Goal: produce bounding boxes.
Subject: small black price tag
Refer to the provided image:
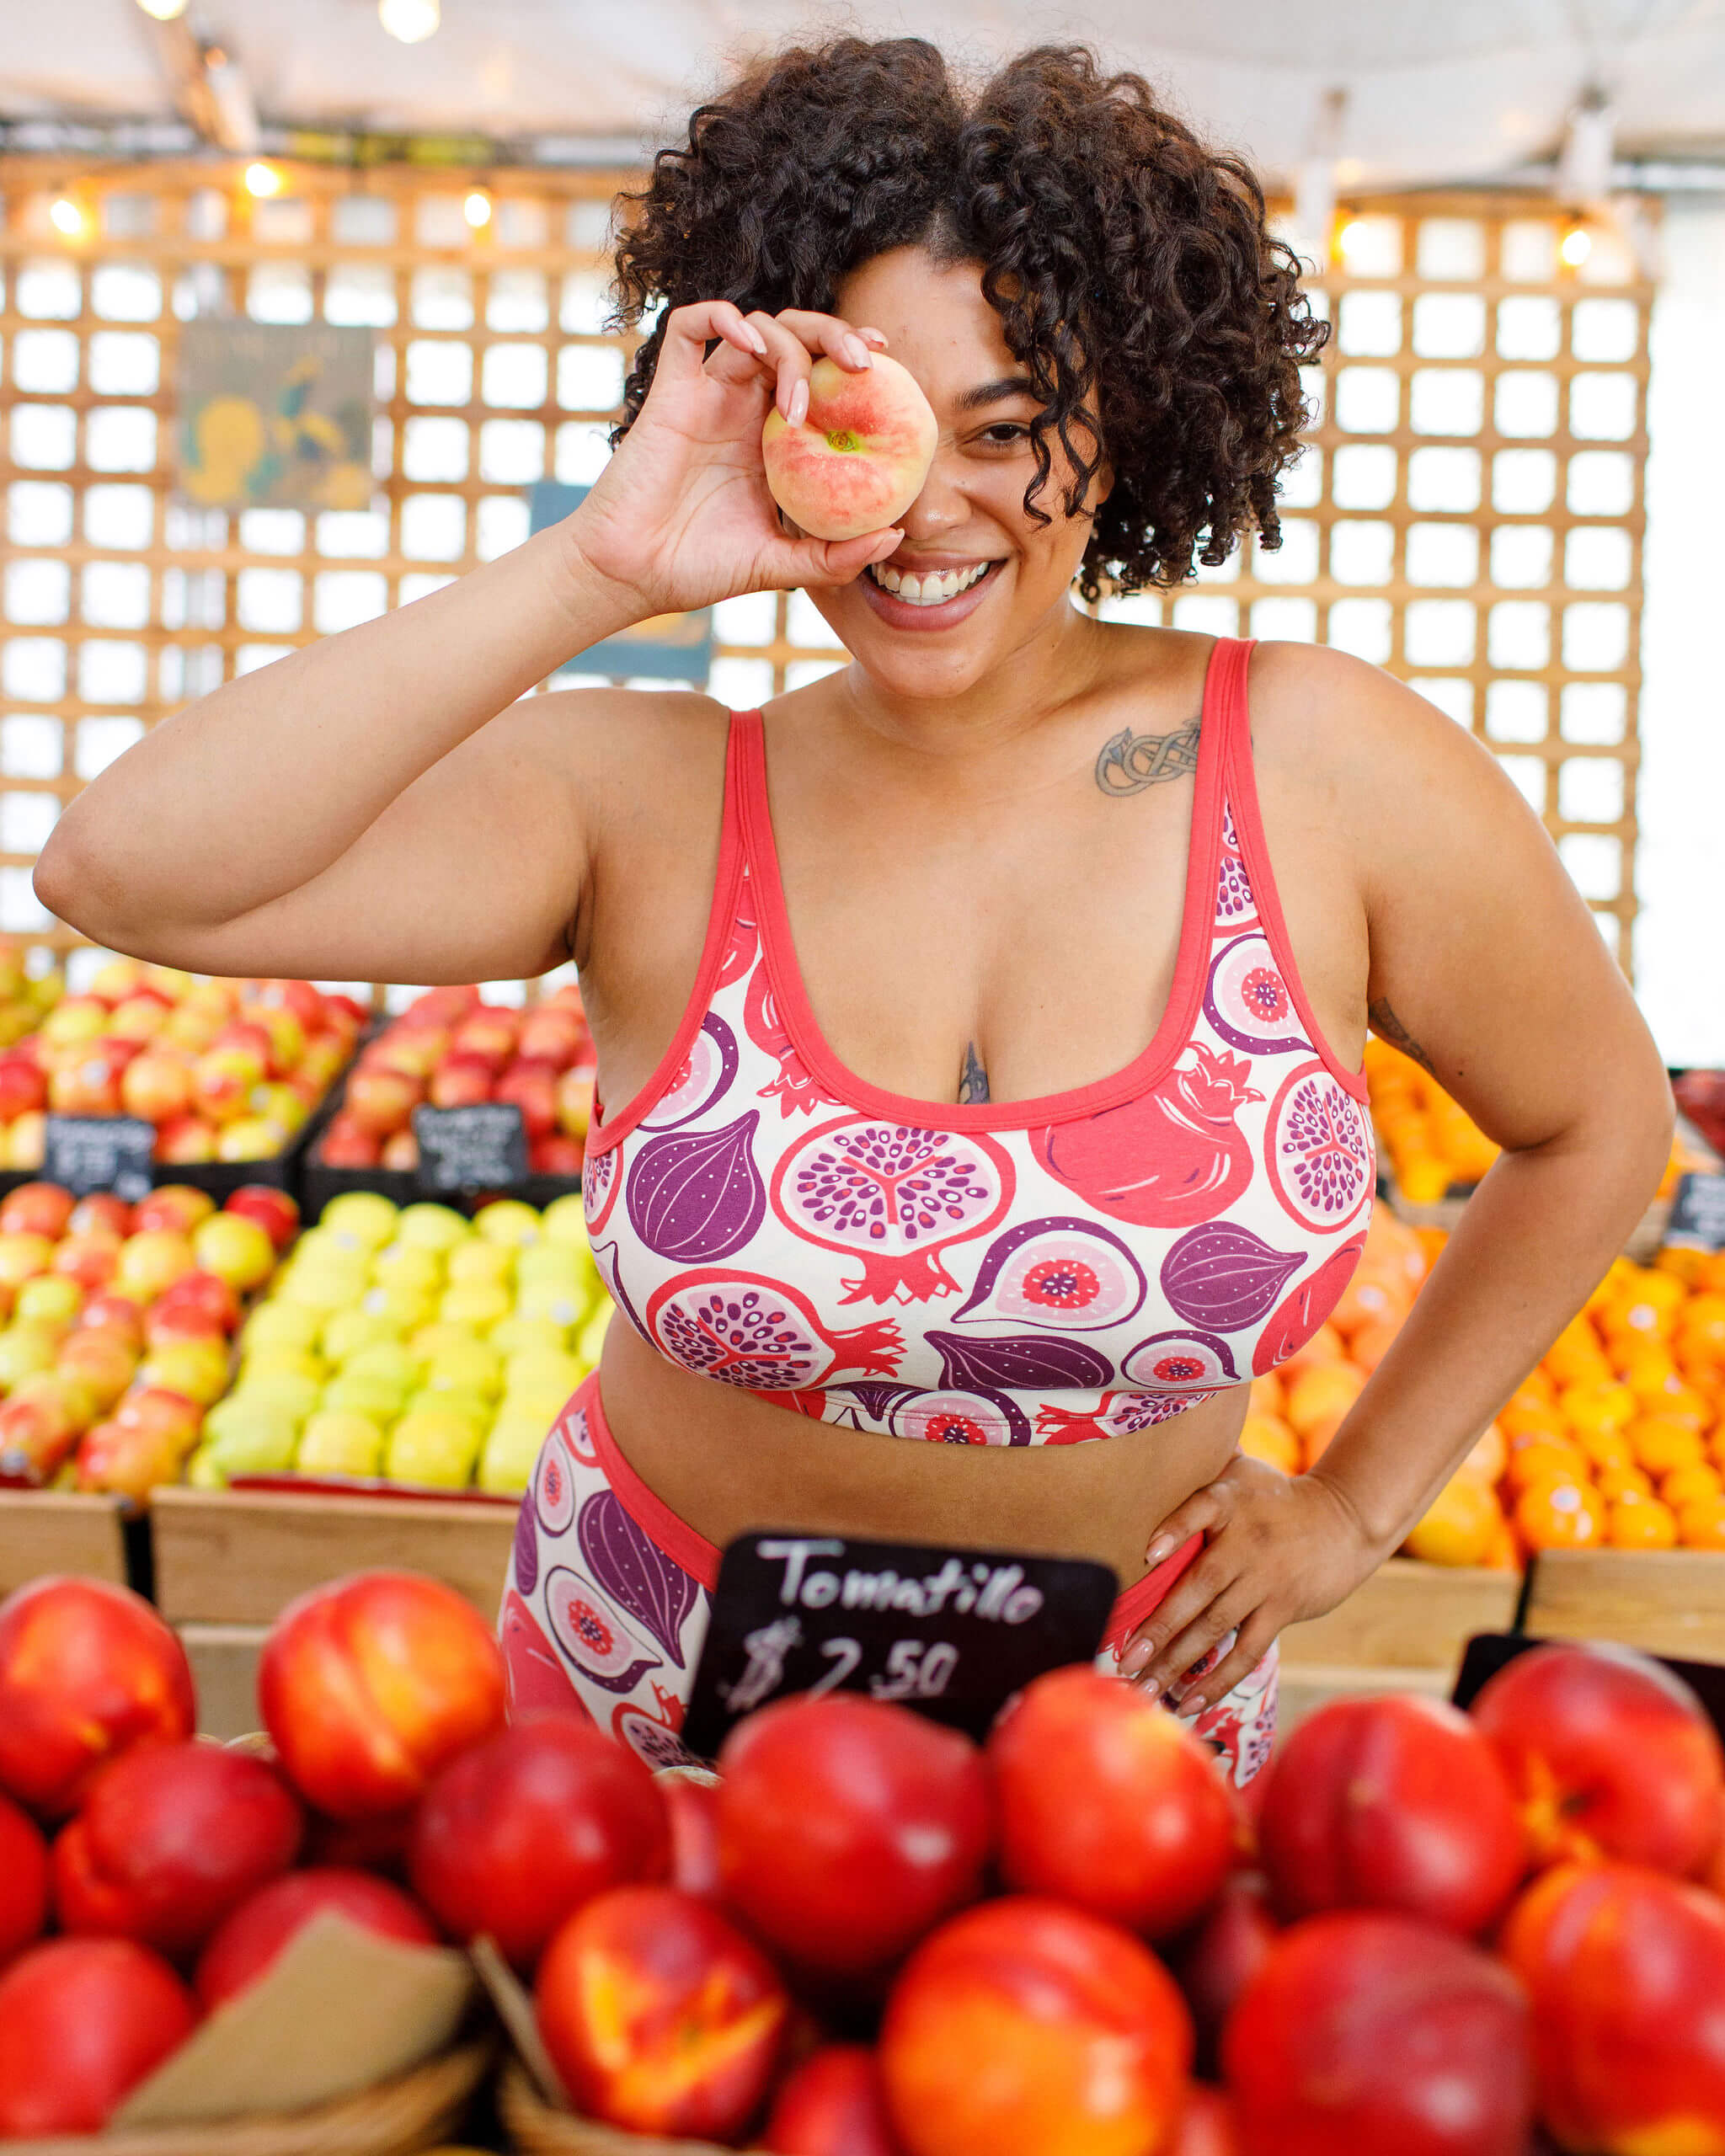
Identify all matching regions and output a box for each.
[411,1102,529,1193]
[682,1530,1119,1759]
[1666,1171,1725,1252]
[42,1115,156,1202]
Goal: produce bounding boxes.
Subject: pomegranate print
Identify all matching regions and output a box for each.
[557,1400,599,1468]
[1033,1044,1264,1231]
[950,1217,1146,1332]
[614,1684,704,1772]
[646,1270,903,1388]
[1215,802,1260,935]
[1254,1234,1368,1375]
[1036,1390,1212,1443]
[499,1588,593,1721]
[1204,932,1308,1056]
[745,961,830,1118]
[583,1141,620,1233]
[1265,1059,1374,1232]
[639,1014,740,1133]
[772,1117,1015,1305]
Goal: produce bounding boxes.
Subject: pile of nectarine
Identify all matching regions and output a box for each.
[6,1566,1725,2155]
[317,981,593,1179]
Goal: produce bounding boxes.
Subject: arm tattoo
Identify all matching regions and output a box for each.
[1094,717,1201,798]
[957,1041,991,1104]
[1368,998,1437,1077]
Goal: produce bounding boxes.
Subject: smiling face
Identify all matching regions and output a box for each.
[804,248,1109,706]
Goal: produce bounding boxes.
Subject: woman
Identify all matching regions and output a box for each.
[37,40,1672,1785]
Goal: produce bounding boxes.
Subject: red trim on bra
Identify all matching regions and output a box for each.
[1217,641,1370,1105]
[582,1374,723,1592]
[587,719,750,1155]
[738,638,1232,1131]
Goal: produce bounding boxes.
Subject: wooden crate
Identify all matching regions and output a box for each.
[151,1486,516,1626]
[1524,1550,1725,1662]
[1280,1556,1521,1671]
[179,1622,268,1741]
[0,1490,129,1593]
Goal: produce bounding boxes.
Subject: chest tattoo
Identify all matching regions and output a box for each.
[1094,716,1201,797]
[957,1040,991,1104]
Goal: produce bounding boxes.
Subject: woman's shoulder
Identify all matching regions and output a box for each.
[1246,638,1505,800]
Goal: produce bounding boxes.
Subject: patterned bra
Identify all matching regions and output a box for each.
[581,636,1375,1447]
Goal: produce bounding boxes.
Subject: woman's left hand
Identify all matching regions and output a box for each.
[1118,1459,1388,1716]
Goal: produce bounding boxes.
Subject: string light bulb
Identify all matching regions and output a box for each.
[1560,221,1592,268]
[1335,218,1368,264]
[379,0,440,42]
[135,0,190,15]
[463,189,493,229]
[243,163,283,199]
[49,197,87,238]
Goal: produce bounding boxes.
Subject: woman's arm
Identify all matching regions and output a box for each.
[1124,644,1674,1712]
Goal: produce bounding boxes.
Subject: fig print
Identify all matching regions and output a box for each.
[556,1401,599,1468]
[772,1115,1016,1305]
[543,1565,662,1695]
[577,1488,699,1666]
[533,1432,577,1535]
[638,1015,740,1133]
[888,1386,1033,1447]
[1204,932,1309,1056]
[1119,1328,1242,1389]
[512,1497,542,1597]
[1033,1044,1264,1230]
[928,1329,1114,1395]
[1160,1223,1305,1330]
[626,1111,766,1262]
[949,1216,1147,1332]
[745,960,830,1118]
[1264,1060,1375,1232]
[646,1269,904,1390]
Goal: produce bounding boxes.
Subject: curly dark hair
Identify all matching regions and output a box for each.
[610,39,1328,601]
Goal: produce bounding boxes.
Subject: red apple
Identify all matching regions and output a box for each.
[718,1694,991,1979]
[0,1577,195,1818]
[402,985,478,1030]
[190,1043,264,1123]
[223,1184,299,1253]
[244,978,326,1033]
[114,1386,204,1450]
[880,1897,1193,2156]
[74,1418,182,1504]
[50,1230,121,1294]
[536,1885,788,2140]
[86,959,150,1007]
[194,1866,439,2011]
[0,1792,48,1968]
[554,1063,595,1138]
[68,1192,132,1239]
[428,1052,495,1109]
[1471,1641,1725,1876]
[56,1328,139,1412]
[155,1113,217,1163]
[143,1300,226,1352]
[78,1292,145,1351]
[53,1740,302,1960]
[131,1186,216,1235]
[531,1133,585,1177]
[1501,1859,1725,2149]
[190,1211,275,1292]
[0,1937,197,2136]
[663,1775,722,1900]
[239,1003,304,1077]
[49,1046,126,1118]
[0,1183,74,1241]
[318,1113,382,1168]
[114,1226,198,1302]
[0,1230,52,1289]
[259,1570,508,1819]
[451,1007,519,1069]
[381,1128,419,1171]
[408,1711,671,1973]
[1172,2088,1242,2156]
[495,1059,559,1140]
[1223,1911,1534,2156]
[211,1018,274,1068]
[989,1666,1233,1939]
[345,1065,421,1137]
[120,1050,191,1124]
[1257,1693,1526,1936]
[0,1058,45,1122]
[0,1378,91,1484]
[40,994,111,1044]
[323,992,371,1035]
[766,2045,904,2156]
[1171,1871,1279,2078]
[366,1025,446,1082]
[761,353,938,541]
[518,1006,587,1067]
[154,1267,242,1333]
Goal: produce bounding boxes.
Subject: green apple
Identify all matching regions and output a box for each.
[515,1278,587,1331]
[242,1301,322,1354]
[14,1275,83,1329]
[229,1367,321,1427]
[439,1280,512,1332]
[394,1203,469,1252]
[403,1384,489,1431]
[473,1199,541,1248]
[319,1190,400,1251]
[421,1335,502,1401]
[238,1344,324,1384]
[296,1409,384,1477]
[321,1370,406,1423]
[371,1242,444,1294]
[361,1283,435,1334]
[290,1227,364,1271]
[0,1322,68,1390]
[478,1415,544,1496]
[185,1443,227,1490]
[503,1348,585,1396]
[203,1396,299,1472]
[343,1340,420,1395]
[279,1263,370,1315]
[321,1306,401,1364]
[387,1407,480,1487]
[446,1240,515,1288]
[490,1314,569,1360]
[575,1300,613,1366]
[540,1193,590,1248]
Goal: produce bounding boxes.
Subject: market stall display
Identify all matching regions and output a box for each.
[188,1189,606,1498]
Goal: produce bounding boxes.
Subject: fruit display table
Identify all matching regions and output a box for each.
[1522,1546,1725,1661]
[0,1487,128,1591]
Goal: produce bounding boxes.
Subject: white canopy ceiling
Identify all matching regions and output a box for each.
[2,0,1722,189]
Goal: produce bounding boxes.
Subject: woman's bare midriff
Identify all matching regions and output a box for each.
[595,1317,1247,1598]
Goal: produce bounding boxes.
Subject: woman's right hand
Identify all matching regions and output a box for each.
[563,299,908,622]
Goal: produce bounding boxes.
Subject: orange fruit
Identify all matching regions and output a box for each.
[1397,1155,1453,1205]
[1330,1272,1410,1341]
[1585,1259,1642,1313]
[1247,1374,1284,1420]
[1573,1428,1634,1474]
[1279,1322,1346,1377]
[1285,1361,1367,1437]
[1632,1419,1707,1476]
[1679,1295,1725,1364]
[1608,1496,1679,1550]
[1503,1438,1589,1494]
[1597,1465,1655,1503]
[1701,1254,1725,1294]
[1481,1518,1523,1572]
[1239,1412,1300,1475]
[1544,1318,1613,1388]
[1348,1318,1402,1375]
[1616,1345,1681,1401]
[1515,1477,1607,1551]
[1500,1401,1570,1446]
[1300,1412,1350,1469]
[1413,1226,1450,1269]
[1656,1247,1707,1287]
[1509,1371,1557,1409]
[1557,1380,1638,1440]
[1679,1496,1725,1550]
[1664,1463,1725,1512]
[1458,1422,1508,1486]
[1404,1476,1501,1567]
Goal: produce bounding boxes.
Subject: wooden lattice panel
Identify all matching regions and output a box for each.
[0,164,1650,992]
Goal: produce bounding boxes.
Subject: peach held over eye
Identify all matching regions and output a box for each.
[761,355,938,541]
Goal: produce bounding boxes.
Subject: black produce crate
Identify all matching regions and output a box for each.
[147,1037,364,1208]
[299,1151,583,1225]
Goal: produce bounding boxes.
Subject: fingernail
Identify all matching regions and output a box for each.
[842,334,872,369]
[789,379,809,425]
[858,328,889,347]
[1145,1535,1177,1568]
[1119,1637,1151,1677]
[1178,1696,1205,1721]
[1137,1677,1160,1703]
[746,327,768,356]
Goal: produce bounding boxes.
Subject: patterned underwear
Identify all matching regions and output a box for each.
[500,1374,1279,1790]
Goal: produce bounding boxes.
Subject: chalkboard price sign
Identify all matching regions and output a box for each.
[42,1116,156,1202]
[683,1530,1119,1758]
[412,1102,529,1193]
[1666,1171,1725,1252]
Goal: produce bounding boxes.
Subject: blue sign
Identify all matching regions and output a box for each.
[527,481,714,687]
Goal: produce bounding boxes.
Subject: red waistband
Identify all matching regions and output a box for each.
[573,1372,1203,1649]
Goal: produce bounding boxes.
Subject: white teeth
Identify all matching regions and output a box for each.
[869,561,991,605]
